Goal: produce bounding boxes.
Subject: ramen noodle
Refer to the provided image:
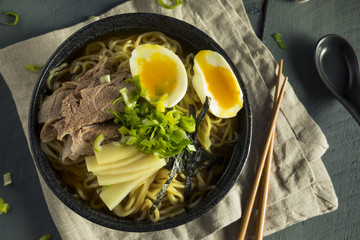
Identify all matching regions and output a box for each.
[40,32,239,222]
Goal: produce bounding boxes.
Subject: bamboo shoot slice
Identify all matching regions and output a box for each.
[100,174,151,210]
[85,152,147,172]
[95,144,139,164]
[96,159,166,186]
[93,155,162,175]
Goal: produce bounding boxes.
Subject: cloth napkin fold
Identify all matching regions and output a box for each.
[0,0,338,239]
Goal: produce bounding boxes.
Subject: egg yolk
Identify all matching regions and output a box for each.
[196,51,241,110]
[137,52,178,100]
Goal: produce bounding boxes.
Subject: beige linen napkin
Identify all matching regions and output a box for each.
[0,0,338,239]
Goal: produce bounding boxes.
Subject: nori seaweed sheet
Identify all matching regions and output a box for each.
[149,152,184,215]
[149,97,224,214]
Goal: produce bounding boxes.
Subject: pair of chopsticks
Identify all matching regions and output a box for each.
[237,59,288,240]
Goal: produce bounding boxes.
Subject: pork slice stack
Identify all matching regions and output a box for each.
[38,57,133,164]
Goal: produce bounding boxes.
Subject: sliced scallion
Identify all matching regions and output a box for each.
[3,172,12,186]
[25,65,44,73]
[38,234,52,240]
[272,33,287,49]
[165,109,182,124]
[111,76,196,158]
[99,74,110,84]
[180,115,195,133]
[1,11,19,26]
[0,197,9,214]
[157,0,183,9]
[156,101,165,113]
[119,87,136,109]
[187,144,196,151]
[133,75,147,98]
[93,134,104,152]
[118,126,129,135]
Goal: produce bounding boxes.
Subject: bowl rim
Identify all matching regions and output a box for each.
[28,12,252,232]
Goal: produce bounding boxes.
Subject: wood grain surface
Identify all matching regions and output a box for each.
[0,1,127,239]
[262,0,360,239]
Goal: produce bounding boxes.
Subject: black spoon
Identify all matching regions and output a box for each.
[315,34,360,126]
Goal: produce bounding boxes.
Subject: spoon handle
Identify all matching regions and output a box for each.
[345,82,360,125]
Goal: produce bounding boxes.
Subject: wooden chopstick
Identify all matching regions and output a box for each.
[237,60,287,240]
[254,60,284,239]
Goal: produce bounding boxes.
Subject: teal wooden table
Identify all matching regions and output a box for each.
[263,1,360,239]
[0,0,359,239]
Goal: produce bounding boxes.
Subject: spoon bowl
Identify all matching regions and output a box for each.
[315,34,360,125]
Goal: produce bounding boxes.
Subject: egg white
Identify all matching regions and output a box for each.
[192,50,243,118]
[129,44,188,109]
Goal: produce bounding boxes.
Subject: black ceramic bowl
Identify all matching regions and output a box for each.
[28,13,252,232]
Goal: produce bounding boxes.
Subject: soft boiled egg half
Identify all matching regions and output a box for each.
[192,50,243,118]
[129,44,187,110]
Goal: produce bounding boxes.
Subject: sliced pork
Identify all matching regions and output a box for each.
[38,57,111,124]
[38,89,74,124]
[61,123,122,163]
[53,77,130,140]
[38,57,133,163]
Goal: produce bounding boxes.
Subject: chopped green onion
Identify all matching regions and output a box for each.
[129,128,137,136]
[3,172,12,186]
[38,234,52,240]
[46,62,68,90]
[25,65,44,73]
[180,115,195,133]
[150,94,168,113]
[99,74,110,84]
[154,110,165,123]
[170,130,184,143]
[133,75,147,97]
[272,33,287,49]
[137,101,150,115]
[0,197,9,214]
[165,109,182,124]
[112,96,123,106]
[157,0,183,9]
[88,15,95,19]
[93,134,104,152]
[119,87,137,109]
[1,11,19,26]
[187,144,196,151]
[118,126,129,135]
[108,109,122,124]
[121,135,137,145]
[156,101,165,113]
[111,76,196,158]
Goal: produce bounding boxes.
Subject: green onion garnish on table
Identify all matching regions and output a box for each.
[0,197,10,214]
[3,172,12,186]
[25,65,44,73]
[1,11,19,26]
[38,234,52,240]
[157,0,183,9]
[272,33,287,49]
